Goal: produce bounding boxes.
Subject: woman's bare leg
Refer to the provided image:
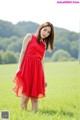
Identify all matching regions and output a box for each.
[20,94,29,110]
[31,97,38,111]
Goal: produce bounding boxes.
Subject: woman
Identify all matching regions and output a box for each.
[13,22,54,111]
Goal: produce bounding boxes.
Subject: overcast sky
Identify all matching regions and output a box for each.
[0,0,80,33]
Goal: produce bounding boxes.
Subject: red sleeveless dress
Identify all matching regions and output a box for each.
[13,34,46,98]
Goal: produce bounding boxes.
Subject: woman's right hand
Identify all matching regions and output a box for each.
[45,82,47,88]
[16,68,20,73]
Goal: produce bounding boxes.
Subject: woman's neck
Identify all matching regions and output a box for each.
[40,38,43,42]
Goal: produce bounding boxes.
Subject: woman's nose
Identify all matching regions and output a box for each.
[45,31,48,35]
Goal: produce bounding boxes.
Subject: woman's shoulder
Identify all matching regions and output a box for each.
[24,33,32,41]
[24,33,37,41]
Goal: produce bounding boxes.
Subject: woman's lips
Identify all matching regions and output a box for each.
[42,34,46,38]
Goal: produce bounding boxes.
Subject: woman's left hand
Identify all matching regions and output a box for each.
[45,82,47,87]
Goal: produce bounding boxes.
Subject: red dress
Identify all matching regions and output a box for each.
[13,34,46,98]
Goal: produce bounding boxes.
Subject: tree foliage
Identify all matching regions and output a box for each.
[51,49,71,61]
[0,20,79,64]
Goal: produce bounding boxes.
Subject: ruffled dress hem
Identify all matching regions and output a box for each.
[13,73,46,98]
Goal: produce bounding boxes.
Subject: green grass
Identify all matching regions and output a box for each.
[0,61,80,120]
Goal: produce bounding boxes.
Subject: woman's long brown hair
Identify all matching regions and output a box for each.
[36,22,54,51]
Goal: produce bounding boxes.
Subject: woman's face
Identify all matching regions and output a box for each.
[40,26,51,39]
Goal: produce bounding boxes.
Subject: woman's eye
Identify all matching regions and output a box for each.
[44,29,46,31]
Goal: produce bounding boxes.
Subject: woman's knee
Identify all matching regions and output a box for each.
[22,94,29,103]
[31,98,38,103]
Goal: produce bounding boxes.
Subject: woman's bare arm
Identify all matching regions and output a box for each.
[18,34,32,69]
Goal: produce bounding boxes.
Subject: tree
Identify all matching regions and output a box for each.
[70,41,78,58]
[7,42,22,52]
[2,51,17,64]
[0,50,4,64]
[54,38,71,52]
[51,49,71,61]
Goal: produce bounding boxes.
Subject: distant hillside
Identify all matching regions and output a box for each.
[0,20,39,37]
[0,19,79,63]
[16,21,39,35]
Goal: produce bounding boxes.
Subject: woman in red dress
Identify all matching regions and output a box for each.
[13,22,54,111]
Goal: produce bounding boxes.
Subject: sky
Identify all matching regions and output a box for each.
[0,0,80,33]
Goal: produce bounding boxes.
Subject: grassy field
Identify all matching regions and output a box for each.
[0,61,80,120]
